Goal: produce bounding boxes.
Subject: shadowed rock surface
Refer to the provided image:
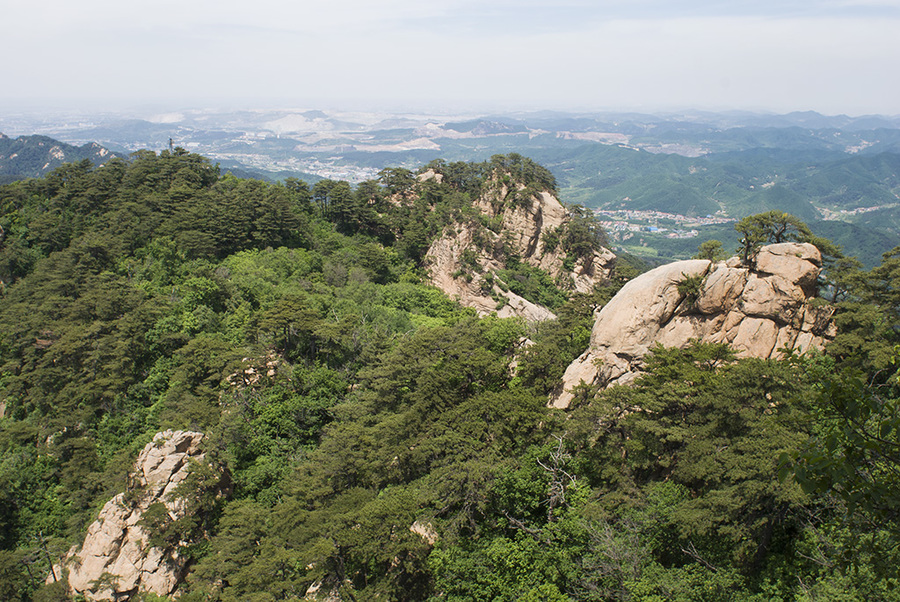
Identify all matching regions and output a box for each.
[551,242,835,409]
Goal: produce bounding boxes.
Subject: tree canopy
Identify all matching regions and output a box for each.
[0,153,898,601]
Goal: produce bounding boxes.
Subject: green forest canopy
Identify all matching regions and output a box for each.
[0,150,899,601]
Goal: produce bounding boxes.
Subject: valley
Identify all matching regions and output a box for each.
[4,107,899,265]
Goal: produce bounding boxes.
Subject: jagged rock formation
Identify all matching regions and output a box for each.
[551,243,836,409]
[51,430,227,601]
[424,180,615,322]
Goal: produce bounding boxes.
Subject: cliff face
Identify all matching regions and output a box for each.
[551,243,836,409]
[52,430,228,601]
[424,180,615,322]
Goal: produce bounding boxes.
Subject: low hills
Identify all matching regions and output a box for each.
[7,108,900,265]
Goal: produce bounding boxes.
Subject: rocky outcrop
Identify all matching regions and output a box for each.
[425,183,615,322]
[551,243,836,409]
[51,430,228,601]
[426,224,557,322]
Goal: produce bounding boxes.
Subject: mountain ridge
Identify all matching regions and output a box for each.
[0,133,122,184]
[1,149,898,600]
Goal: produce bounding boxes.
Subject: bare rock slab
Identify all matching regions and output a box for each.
[50,430,228,601]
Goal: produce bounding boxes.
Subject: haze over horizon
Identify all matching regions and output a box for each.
[3,0,899,117]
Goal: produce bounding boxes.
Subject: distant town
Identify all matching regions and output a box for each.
[595,208,734,239]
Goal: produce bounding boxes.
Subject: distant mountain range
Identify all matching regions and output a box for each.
[0,133,122,184]
[2,108,899,265]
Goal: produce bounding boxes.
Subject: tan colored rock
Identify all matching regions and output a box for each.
[739,274,805,323]
[417,169,443,183]
[425,183,614,322]
[425,226,555,320]
[495,287,557,322]
[730,317,780,358]
[305,581,343,602]
[567,247,618,294]
[51,430,228,601]
[410,520,439,546]
[551,243,835,409]
[755,242,821,293]
[695,265,747,314]
[589,260,711,353]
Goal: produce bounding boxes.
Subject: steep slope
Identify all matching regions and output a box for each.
[551,242,835,408]
[51,431,229,601]
[424,174,615,322]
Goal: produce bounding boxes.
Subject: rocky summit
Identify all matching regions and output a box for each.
[425,177,615,322]
[551,242,836,409]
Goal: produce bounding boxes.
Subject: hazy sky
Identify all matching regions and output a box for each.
[3,0,899,115]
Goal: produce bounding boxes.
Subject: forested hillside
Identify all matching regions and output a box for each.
[532,145,900,266]
[1,150,899,601]
[0,135,122,186]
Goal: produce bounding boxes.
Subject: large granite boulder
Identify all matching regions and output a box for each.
[51,430,228,600]
[551,243,836,409]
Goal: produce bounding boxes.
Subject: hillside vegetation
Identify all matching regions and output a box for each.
[0,135,123,186]
[0,151,899,601]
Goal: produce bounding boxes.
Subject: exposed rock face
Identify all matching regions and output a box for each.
[426,225,557,323]
[417,169,444,184]
[425,184,615,322]
[551,243,836,409]
[410,520,439,546]
[52,430,226,601]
